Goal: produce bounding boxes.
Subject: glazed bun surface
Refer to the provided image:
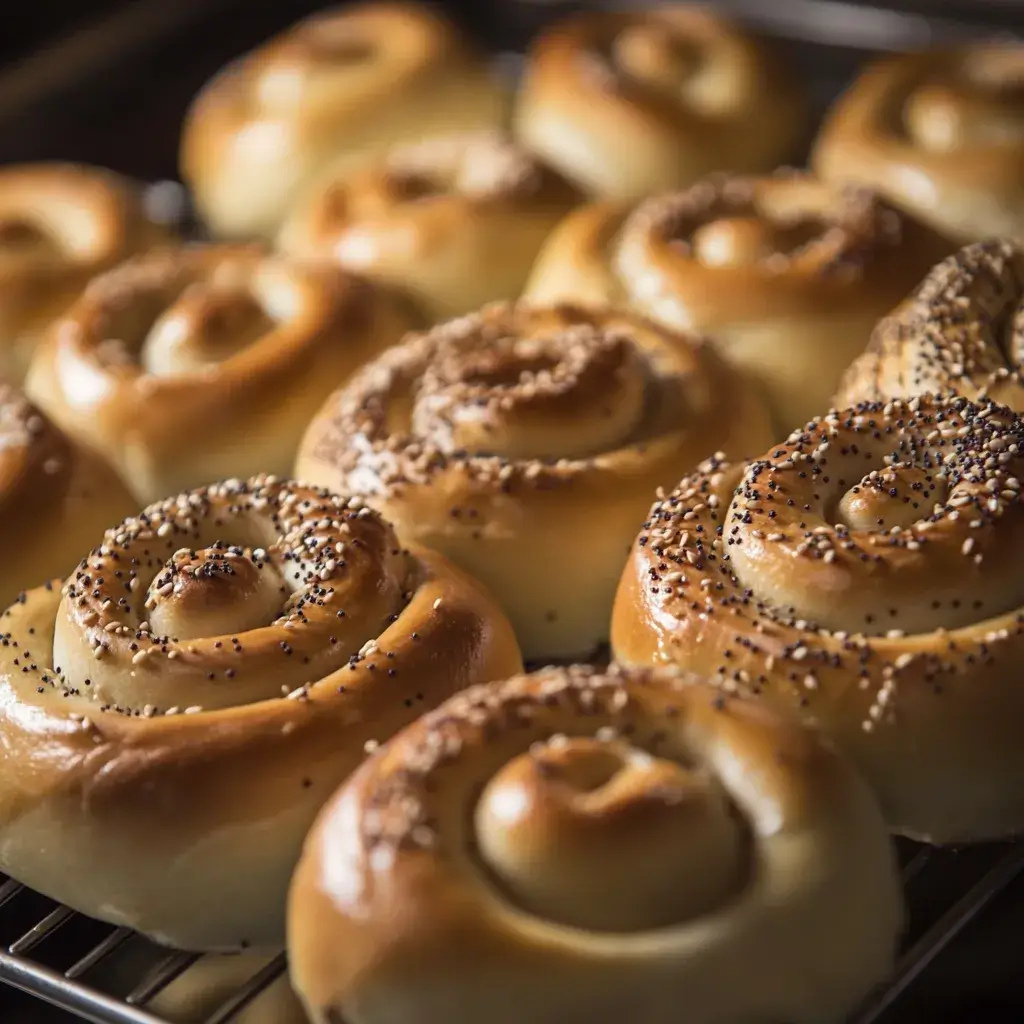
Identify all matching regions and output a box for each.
[0,383,135,608]
[182,1,507,239]
[0,163,168,382]
[289,664,902,1024]
[278,131,582,322]
[813,44,1024,243]
[838,240,1024,412]
[613,394,1024,843]
[0,477,521,950]
[25,244,414,503]
[296,302,773,661]
[525,173,953,430]
[514,7,808,200]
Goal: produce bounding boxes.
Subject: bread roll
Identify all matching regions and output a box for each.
[288,664,902,1024]
[613,394,1024,843]
[513,7,808,201]
[813,44,1024,243]
[838,240,1024,411]
[524,172,954,430]
[0,384,135,607]
[296,302,773,661]
[278,131,582,322]
[25,244,414,503]
[182,2,507,239]
[0,477,521,950]
[0,163,168,383]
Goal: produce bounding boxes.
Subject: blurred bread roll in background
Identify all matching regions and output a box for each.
[181,2,508,239]
[0,163,169,383]
[814,44,1024,243]
[278,131,582,322]
[25,244,414,503]
[514,6,809,200]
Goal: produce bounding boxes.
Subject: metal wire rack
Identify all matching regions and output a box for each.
[0,836,1022,1023]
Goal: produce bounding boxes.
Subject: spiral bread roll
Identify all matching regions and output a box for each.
[513,7,808,201]
[837,240,1024,412]
[0,163,169,383]
[181,2,507,240]
[526,173,954,430]
[296,303,773,661]
[288,663,901,1024]
[24,244,414,504]
[0,476,521,950]
[0,384,135,608]
[813,45,1024,244]
[612,394,1024,844]
[278,131,583,322]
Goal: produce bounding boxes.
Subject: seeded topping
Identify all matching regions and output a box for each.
[6,476,420,717]
[617,173,903,280]
[382,132,543,201]
[307,303,694,493]
[0,385,73,503]
[839,241,1024,409]
[629,394,1024,735]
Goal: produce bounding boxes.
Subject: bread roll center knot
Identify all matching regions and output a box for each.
[145,545,287,642]
[412,325,647,460]
[475,734,745,932]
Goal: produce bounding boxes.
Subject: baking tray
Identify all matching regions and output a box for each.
[1,1,1024,1022]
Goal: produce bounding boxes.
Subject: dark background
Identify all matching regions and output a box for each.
[2,1,1024,1021]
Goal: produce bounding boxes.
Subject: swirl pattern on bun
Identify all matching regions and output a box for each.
[514,7,808,200]
[525,173,952,429]
[25,244,414,503]
[813,45,1024,243]
[181,1,507,239]
[278,131,583,321]
[0,384,135,608]
[296,303,773,660]
[838,240,1024,412]
[0,477,521,950]
[613,394,1024,843]
[0,163,168,383]
[288,664,901,1024]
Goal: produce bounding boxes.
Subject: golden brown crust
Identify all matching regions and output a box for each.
[612,394,1024,843]
[0,383,136,608]
[0,163,169,382]
[513,7,809,200]
[837,240,1024,411]
[524,172,955,430]
[813,45,1024,243]
[278,131,583,321]
[0,477,522,951]
[296,302,773,660]
[181,2,508,239]
[24,244,415,503]
[288,664,901,1024]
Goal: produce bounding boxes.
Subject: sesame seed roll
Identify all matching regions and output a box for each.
[0,476,521,950]
[296,302,773,661]
[288,664,901,1024]
[181,2,507,240]
[0,163,170,384]
[613,394,1024,843]
[24,244,415,504]
[513,7,808,201]
[813,44,1024,244]
[278,131,583,323]
[524,172,954,432]
[838,240,1024,412]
